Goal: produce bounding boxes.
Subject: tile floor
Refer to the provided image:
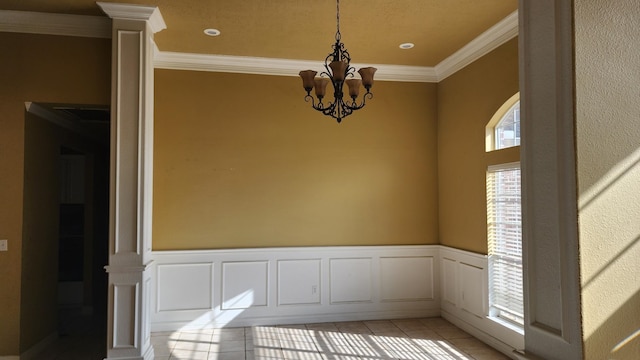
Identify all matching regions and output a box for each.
[152,318,511,360]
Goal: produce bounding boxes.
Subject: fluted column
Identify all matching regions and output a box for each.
[97,3,165,359]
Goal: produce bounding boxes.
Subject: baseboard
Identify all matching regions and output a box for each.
[101,345,155,360]
[512,350,546,360]
[142,343,155,360]
[0,356,20,360]
[442,309,519,358]
[152,307,441,332]
[20,331,58,360]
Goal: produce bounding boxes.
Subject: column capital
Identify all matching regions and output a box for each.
[97,2,166,33]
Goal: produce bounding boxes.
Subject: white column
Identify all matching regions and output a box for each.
[518,1,583,359]
[97,3,165,359]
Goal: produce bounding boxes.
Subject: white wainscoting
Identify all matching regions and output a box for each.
[150,245,440,331]
[439,246,524,356]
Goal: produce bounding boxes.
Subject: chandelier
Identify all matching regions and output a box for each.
[298,0,377,123]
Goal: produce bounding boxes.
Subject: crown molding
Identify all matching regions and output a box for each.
[154,51,438,83]
[97,2,166,33]
[1,9,517,82]
[154,10,518,83]
[0,10,110,38]
[435,10,518,81]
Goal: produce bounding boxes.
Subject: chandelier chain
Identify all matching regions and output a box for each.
[335,0,341,41]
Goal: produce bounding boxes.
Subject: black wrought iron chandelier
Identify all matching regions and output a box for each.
[298,0,377,123]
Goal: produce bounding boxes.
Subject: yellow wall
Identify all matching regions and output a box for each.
[153,70,439,249]
[0,32,110,356]
[574,0,640,358]
[0,25,518,356]
[437,38,519,254]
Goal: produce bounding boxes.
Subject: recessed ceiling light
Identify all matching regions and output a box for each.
[399,43,415,50]
[204,28,221,37]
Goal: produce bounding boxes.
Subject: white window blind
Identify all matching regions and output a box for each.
[487,162,523,326]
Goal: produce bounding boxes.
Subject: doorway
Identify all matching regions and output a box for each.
[57,146,109,345]
[23,103,110,359]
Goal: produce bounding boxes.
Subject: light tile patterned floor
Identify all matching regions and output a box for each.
[152,318,511,360]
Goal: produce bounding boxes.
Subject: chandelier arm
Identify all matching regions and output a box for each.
[346,66,356,78]
[304,95,335,116]
[308,98,345,123]
[320,101,338,118]
[304,94,319,108]
[325,51,336,66]
[340,46,351,63]
[339,99,355,117]
[344,92,374,110]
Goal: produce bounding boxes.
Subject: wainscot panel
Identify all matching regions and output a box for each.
[150,245,440,331]
[157,263,212,312]
[439,246,524,356]
[380,256,435,302]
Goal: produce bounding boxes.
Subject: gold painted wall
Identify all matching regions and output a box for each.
[575,0,640,357]
[153,71,438,249]
[437,38,519,254]
[20,114,63,352]
[0,32,110,356]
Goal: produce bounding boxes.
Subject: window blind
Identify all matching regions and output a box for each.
[487,163,523,326]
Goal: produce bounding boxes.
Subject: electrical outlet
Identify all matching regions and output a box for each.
[311,285,317,294]
[0,240,7,252]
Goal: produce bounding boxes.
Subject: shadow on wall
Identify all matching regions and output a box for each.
[586,288,640,358]
[578,145,640,358]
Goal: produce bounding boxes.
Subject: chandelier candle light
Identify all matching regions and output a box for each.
[299,0,377,123]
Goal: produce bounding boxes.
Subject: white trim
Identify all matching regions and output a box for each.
[0,357,20,360]
[488,161,521,172]
[519,1,582,359]
[1,9,517,82]
[150,245,440,331]
[148,245,524,357]
[153,10,518,82]
[435,10,519,81]
[439,246,525,357]
[96,3,166,34]
[0,10,110,38]
[153,52,438,83]
[102,10,157,360]
[442,310,519,359]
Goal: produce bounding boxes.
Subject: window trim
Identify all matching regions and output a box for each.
[486,93,520,152]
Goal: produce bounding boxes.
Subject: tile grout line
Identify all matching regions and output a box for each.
[150,317,510,360]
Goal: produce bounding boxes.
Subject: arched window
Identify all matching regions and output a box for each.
[486,93,520,151]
